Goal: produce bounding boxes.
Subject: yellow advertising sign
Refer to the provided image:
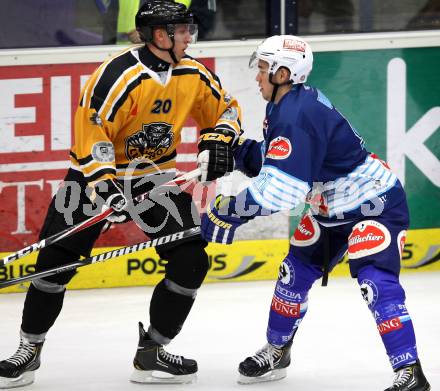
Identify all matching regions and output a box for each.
[0,228,438,294]
[0,240,288,294]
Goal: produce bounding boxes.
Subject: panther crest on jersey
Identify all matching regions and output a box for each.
[125,122,173,161]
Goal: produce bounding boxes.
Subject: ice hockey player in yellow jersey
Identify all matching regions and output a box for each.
[0,0,241,387]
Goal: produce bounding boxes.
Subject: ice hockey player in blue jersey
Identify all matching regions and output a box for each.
[201,35,431,390]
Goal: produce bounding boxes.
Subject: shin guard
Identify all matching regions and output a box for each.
[21,283,65,335]
[267,256,322,346]
[149,279,195,342]
[357,265,418,369]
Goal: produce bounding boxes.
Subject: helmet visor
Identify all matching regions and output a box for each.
[168,23,198,44]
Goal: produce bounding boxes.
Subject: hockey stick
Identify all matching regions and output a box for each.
[0,227,201,289]
[0,168,201,267]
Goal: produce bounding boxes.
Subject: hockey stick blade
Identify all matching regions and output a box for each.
[0,227,201,289]
[0,168,201,268]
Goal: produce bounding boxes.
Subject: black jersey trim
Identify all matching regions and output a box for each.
[172,68,221,101]
[89,52,138,113]
[107,73,152,122]
[70,151,94,166]
[85,168,117,182]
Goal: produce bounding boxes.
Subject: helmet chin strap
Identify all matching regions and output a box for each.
[151,35,179,64]
[269,73,293,102]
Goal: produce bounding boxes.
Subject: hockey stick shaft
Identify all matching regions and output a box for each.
[0,227,201,289]
[0,168,201,267]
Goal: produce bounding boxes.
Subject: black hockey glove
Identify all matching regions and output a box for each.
[197,127,236,182]
[94,178,129,223]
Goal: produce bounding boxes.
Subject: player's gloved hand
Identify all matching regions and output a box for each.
[94,178,130,223]
[201,195,247,244]
[197,127,236,182]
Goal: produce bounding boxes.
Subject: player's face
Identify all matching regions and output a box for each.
[172,24,197,60]
[255,60,273,101]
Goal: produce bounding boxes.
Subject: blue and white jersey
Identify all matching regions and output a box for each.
[233,84,405,223]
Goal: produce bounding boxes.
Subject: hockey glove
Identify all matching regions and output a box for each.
[201,195,247,244]
[94,178,129,223]
[197,127,236,182]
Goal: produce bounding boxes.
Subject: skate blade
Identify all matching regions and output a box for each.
[0,371,35,389]
[237,368,287,385]
[130,369,196,384]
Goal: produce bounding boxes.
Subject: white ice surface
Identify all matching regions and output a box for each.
[1,273,439,391]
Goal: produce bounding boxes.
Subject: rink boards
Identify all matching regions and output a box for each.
[0,32,439,294]
[0,227,438,294]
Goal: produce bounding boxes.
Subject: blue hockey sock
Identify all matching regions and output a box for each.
[267,255,322,346]
[357,265,418,369]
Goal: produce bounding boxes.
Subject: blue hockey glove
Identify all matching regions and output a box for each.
[201,195,247,244]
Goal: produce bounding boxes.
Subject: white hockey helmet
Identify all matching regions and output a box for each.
[249,35,313,84]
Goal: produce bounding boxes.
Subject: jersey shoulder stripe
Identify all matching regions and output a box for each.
[80,47,133,108]
[184,55,223,89]
[81,50,138,112]
[174,59,222,99]
[107,72,151,121]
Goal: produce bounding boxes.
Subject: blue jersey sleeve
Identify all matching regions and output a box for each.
[233,137,264,177]
[232,120,327,217]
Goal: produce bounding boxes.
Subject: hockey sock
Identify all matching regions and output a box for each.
[149,279,195,342]
[21,283,66,335]
[357,265,418,369]
[267,255,322,346]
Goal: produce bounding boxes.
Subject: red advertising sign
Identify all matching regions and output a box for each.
[0,58,214,251]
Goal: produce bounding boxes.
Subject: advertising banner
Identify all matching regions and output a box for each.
[0,240,290,294]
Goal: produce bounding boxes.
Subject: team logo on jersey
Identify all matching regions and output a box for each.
[283,39,306,53]
[359,279,379,308]
[291,212,321,247]
[348,220,391,259]
[397,230,407,260]
[278,258,295,286]
[91,142,115,163]
[125,122,173,161]
[266,136,292,160]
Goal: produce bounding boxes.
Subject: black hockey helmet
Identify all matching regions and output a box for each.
[135,0,195,42]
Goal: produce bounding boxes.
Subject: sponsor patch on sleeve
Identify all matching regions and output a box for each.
[266,136,292,160]
[348,220,391,259]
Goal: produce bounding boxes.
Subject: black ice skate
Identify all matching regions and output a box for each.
[0,334,44,389]
[238,339,292,384]
[384,360,431,391]
[130,322,197,384]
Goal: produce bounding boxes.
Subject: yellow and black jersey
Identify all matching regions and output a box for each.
[70,46,242,184]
